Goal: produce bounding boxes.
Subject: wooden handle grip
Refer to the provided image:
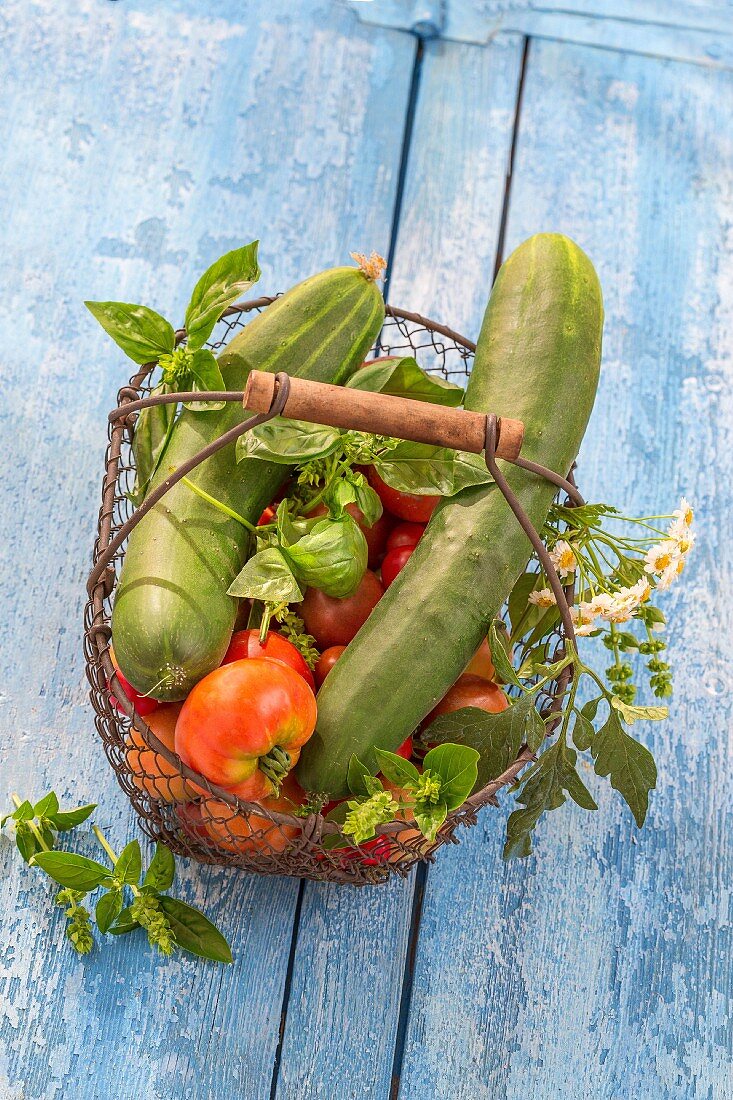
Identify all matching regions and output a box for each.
[243,371,524,460]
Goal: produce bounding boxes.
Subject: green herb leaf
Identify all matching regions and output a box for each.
[15,823,39,862]
[581,698,601,722]
[85,301,176,364]
[158,896,233,964]
[143,843,176,892]
[610,698,669,724]
[184,241,260,350]
[238,418,343,465]
[181,349,226,412]
[504,741,597,860]
[32,852,113,891]
[376,442,491,497]
[592,709,657,827]
[351,477,383,527]
[48,803,97,831]
[284,515,367,598]
[95,889,123,934]
[114,840,142,886]
[347,755,374,796]
[373,749,420,789]
[34,792,59,818]
[422,744,480,810]
[227,547,303,604]
[128,385,177,505]
[10,800,34,823]
[108,907,140,936]
[414,800,448,842]
[348,356,464,407]
[326,478,358,517]
[488,621,521,688]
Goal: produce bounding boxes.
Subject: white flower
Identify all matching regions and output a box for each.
[656,557,686,591]
[571,602,597,636]
[589,593,615,616]
[528,587,556,608]
[669,524,696,555]
[549,540,577,579]
[672,497,694,528]
[616,578,652,610]
[602,602,635,624]
[644,540,681,576]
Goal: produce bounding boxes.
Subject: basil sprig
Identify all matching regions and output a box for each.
[347,355,465,406]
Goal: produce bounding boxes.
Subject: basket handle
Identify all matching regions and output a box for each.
[244,370,525,461]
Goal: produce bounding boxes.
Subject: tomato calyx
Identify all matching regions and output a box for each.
[258,746,293,791]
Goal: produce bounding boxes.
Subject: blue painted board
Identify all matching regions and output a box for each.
[0,2,414,1097]
[398,39,733,1100]
[272,35,524,1100]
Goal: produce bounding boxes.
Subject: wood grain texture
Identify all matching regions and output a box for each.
[398,40,733,1100]
[0,2,413,1097]
[272,36,524,1100]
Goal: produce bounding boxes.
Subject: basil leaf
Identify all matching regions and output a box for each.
[610,698,669,724]
[159,896,233,963]
[227,548,303,604]
[347,755,373,796]
[129,385,177,505]
[10,800,34,823]
[33,852,113,891]
[414,800,447,843]
[592,709,657,827]
[352,477,383,527]
[33,792,59,817]
[95,889,123,934]
[488,621,520,688]
[238,418,343,465]
[362,775,384,797]
[15,823,39,863]
[284,516,367,598]
[373,749,420,789]
[422,744,480,811]
[114,840,142,886]
[48,803,97,831]
[85,301,175,364]
[376,442,491,497]
[183,349,227,412]
[348,356,464,407]
[184,241,260,350]
[504,741,597,860]
[326,478,357,517]
[108,907,140,936]
[143,843,176,892]
[423,694,544,790]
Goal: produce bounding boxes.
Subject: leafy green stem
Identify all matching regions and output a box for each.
[180,476,257,533]
[12,793,52,852]
[93,826,141,896]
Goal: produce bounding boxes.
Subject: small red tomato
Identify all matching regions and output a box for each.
[307,501,391,569]
[381,545,415,588]
[258,505,276,526]
[222,629,315,691]
[175,659,317,800]
[464,638,496,682]
[366,466,440,523]
[299,570,384,649]
[425,673,509,727]
[108,646,159,717]
[386,522,425,552]
[314,645,347,688]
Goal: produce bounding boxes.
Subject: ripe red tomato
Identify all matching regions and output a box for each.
[386,522,425,552]
[108,646,159,717]
[126,702,189,803]
[175,659,317,800]
[366,466,440,523]
[425,673,509,727]
[464,638,496,682]
[222,629,315,691]
[381,545,415,588]
[307,501,391,568]
[202,775,307,855]
[314,645,347,687]
[299,569,384,649]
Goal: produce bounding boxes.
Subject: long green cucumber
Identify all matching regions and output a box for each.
[297,234,603,796]
[112,265,384,700]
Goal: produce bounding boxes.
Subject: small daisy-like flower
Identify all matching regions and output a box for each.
[528,587,556,608]
[616,578,652,609]
[571,603,597,635]
[603,602,635,624]
[673,497,694,528]
[549,540,577,578]
[644,540,680,576]
[589,593,615,616]
[657,557,686,591]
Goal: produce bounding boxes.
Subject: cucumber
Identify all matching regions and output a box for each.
[112,266,384,700]
[297,234,603,796]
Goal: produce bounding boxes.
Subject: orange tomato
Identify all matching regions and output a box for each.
[126,703,190,802]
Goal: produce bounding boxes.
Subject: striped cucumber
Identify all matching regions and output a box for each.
[297,234,603,796]
[112,265,384,700]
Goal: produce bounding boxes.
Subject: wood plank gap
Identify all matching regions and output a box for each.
[388,861,429,1100]
[493,36,530,280]
[269,879,306,1100]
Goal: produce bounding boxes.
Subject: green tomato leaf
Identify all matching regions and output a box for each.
[348,356,464,407]
[572,710,596,752]
[237,417,344,465]
[592,709,657,827]
[85,301,176,364]
[95,889,123,934]
[32,852,113,891]
[284,515,367,598]
[347,755,374,796]
[227,547,303,603]
[610,698,669,724]
[159,896,233,964]
[351,477,383,527]
[373,749,421,789]
[108,907,141,936]
[48,803,97,831]
[488,621,521,688]
[128,390,177,506]
[15,823,39,863]
[376,442,491,497]
[581,697,601,722]
[33,792,59,818]
[413,800,448,843]
[422,744,480,811]
[143,843,176,892]
[114,840,142,886]
[503,741,597,860]
[184,241,260,350]
[182,348,227,412]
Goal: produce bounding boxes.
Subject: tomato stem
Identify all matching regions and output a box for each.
[259,746,292,791]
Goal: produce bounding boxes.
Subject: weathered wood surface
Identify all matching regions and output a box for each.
[1,2,731,1099]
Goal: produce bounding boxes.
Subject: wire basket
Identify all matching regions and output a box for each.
[84,300,577,886]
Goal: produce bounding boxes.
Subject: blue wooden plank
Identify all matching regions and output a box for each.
[273,35,524,1099]
[0,2,414,1097]
[398,40,733,1099]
